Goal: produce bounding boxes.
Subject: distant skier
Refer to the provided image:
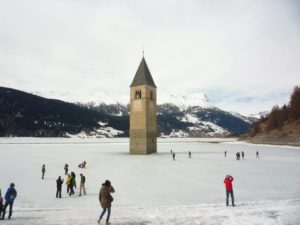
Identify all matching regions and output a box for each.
[69,172,76,196]
[2,183,17,220]
[66,174,71,193]
[42,164,46,179]
[172,152,176,161]
[0,189,3,218]
[98,180,115,224]
[56,176,64,198]
[224,151,227,157]
[256,150,259,159]
[188,151,191,158]
[224,175,235,207]
[79,174,86,196]
[64,163,69,175]
[241,151,245,160]
[170,149,172,155]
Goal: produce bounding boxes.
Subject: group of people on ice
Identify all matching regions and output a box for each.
[58,172,86,198]
[224,150,260,159]
[0,152,244,224]
[39,162,115,224]
[235,151,244,160]
[41,163,87,198]
[170,149,192,160]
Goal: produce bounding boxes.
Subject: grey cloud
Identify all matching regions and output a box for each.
[0,0,299,114]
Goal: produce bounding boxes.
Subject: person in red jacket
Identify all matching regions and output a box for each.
[224,175,235,206]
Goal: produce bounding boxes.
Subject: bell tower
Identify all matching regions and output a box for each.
[130,57,157,154]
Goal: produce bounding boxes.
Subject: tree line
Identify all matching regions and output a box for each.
[250,86,300,137]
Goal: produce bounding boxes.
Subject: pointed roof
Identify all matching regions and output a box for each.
[130,57,157,88]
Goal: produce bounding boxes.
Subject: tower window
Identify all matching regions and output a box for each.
[135,90,142,99]
[150,91,153,99]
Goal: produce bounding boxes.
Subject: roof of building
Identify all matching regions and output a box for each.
[130,57,157,88]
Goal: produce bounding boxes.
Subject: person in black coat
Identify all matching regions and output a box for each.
[0,189,3,219]
[56,176,64,198]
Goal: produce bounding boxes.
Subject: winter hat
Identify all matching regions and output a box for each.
[10,183,15,188]
[103,180,111,186]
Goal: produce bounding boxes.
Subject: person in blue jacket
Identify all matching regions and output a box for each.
[1,183,17,220]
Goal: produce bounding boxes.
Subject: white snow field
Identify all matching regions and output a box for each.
[0,138,300,225]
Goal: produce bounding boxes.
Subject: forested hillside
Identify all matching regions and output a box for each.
[246,86,300,146]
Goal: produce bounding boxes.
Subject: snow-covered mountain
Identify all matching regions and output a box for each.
[0,87,254,138]
[84,93,253,137]
[248,111,269,119]
[159,93,214,110]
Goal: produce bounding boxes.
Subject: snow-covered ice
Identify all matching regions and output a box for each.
[0,138,299,225]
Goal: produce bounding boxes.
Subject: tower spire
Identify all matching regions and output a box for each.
[130,57,156,88]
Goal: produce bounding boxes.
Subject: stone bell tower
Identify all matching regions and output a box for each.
[130,57,157,154]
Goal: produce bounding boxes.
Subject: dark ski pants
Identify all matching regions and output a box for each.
[42,172,45,179]
[99,207,111,222]
[56,188,62,198]
[67,184,70,193]
[69,185,74,196]
[226,190,235,206]
[65,169,68,175]
[2,202,13,219]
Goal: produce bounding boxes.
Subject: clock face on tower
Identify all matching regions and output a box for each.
[132,100,142,112]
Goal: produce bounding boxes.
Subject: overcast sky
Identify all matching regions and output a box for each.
[0,0,299,115]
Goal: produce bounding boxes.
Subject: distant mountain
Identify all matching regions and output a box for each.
[87,93,253,137]
[248,111,269,119]
[159,93,213,109]
[0,87,254,137]
[0,87,128,137]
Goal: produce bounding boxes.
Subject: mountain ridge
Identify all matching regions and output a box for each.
[0,86,254,137]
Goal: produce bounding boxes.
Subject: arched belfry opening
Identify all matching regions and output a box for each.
[129,57,157,154]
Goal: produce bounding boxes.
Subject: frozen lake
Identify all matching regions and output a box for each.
[0,138,299,225]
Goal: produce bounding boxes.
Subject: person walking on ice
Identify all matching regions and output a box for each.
[69,172,76,196]
[79,173,86,196]
[1,183,17,220]
[224,151,227,157]
[41,164,46,179]
[224,175,235,207]
[98,180,115,224]
[188,151,191,158]
[66,174,71,193]
[241,151,245,160]
[256,150,260,159]
[64,163,69,175]
[172,152,176,161]
[56,176,64,198]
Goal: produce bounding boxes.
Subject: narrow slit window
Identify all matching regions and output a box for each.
[135,90,142,99]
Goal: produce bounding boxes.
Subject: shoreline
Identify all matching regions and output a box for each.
[239,135,300,147]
